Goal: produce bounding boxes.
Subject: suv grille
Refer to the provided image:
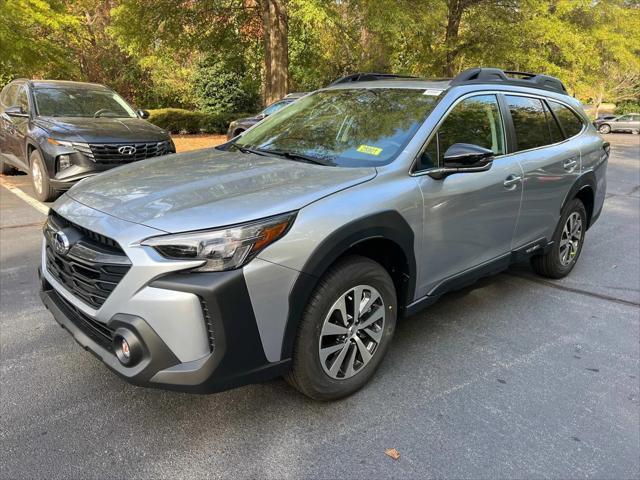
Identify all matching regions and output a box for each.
[48,283,114,352]
[88,141,172,165]
[45,212,131,309]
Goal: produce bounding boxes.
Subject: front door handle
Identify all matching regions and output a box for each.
[563,158,578,171]
[503,174,522,189]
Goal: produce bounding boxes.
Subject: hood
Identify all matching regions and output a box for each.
[34,116,169,143]
[67,148,377,233]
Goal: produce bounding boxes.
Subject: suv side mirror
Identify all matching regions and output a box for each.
[137,109,150,119]
[428,143,494,179]
[5,105,28,118]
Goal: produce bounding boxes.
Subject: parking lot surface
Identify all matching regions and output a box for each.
[1,134,638,479]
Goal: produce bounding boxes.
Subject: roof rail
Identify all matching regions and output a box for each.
[451,67,568,94]
[328,72,419,86]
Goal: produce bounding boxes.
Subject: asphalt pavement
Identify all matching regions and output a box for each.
[1,134,638,479]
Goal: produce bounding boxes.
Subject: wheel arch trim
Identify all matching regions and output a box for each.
[561,171,597,228]
[280,210,416,359]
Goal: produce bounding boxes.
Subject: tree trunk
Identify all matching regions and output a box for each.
[444,0,464,77]
[260,0,288,105]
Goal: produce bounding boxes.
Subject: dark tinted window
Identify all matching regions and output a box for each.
[418,94,504,170]
[544,102,564,143]
[548,101,584,138]
[506,95,550,151]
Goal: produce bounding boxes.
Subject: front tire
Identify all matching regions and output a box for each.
[598,124,611,134]
[30,150,58,202]
[286,255,397,401]
[531,198,587,279]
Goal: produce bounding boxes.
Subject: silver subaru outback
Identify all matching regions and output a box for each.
[39,68,609,400]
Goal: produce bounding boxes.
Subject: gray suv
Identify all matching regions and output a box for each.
[39,68,608,400]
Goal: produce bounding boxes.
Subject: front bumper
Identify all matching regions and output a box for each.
[39,268,290,393]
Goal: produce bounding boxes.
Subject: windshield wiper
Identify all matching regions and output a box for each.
[232,143,270,157]
[258,149,332,166]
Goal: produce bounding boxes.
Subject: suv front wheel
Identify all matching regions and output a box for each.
[286,255,397,400]
[30,150,58,202]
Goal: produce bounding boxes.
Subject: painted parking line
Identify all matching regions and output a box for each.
[0,176,49,215]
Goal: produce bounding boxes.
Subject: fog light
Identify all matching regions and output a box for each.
[57,154,72,171]
[120,338,131,359]
[113,328,143,366]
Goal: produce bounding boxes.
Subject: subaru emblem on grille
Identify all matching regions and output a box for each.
[52,230,71,255]
[118,145,136,155]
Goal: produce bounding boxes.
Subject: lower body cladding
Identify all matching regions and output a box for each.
[38,264,293,394]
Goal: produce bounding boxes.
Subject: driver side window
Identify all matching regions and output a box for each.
[418,95,505,171]
[16,87,29,113]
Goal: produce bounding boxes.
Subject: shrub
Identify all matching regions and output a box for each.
[147,108,253,134]
[614,102,640,115]
[193,60,260,114]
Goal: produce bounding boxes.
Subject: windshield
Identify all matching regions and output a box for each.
[234,88,439,167]
[33,87,137,118]
[262,100,291,116]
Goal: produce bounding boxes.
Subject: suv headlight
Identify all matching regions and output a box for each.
[141,212,296,272]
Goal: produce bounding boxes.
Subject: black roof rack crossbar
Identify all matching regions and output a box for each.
[451,67,568,94]
[329,72,419,86]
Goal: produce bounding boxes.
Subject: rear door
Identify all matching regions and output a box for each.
[506,94,584,248]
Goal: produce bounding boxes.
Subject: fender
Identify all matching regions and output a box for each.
[560,170,597,228]
[280,210,416,359]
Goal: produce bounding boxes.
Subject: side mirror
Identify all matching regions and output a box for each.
[256,113,266,120]
[443,143,494,169]
[428,143,494,179]
[137,109,150,119]
[5,105,28,118]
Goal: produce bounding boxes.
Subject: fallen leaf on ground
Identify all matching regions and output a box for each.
[385,448,400,460]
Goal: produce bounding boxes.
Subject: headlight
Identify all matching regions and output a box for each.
[141,212,296,272]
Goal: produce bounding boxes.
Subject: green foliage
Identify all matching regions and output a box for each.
[193,60,260,114]
[1,0,638,112]
[0,0,78,80]
[147,108,254,134]
[615,102,640,115]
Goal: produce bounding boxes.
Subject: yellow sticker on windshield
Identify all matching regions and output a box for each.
[357,145,383,156]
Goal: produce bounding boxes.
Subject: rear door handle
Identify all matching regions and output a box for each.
[563,158,578,171]
[503,174,522,189]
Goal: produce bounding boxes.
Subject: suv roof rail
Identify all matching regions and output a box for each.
[329,72,419,86]
[451,67,568,94]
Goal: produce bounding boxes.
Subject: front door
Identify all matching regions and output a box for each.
[413,94,523,297]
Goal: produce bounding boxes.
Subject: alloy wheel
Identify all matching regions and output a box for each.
[559,212,582,266]
[318,285,385,380]
[32,160,43,196]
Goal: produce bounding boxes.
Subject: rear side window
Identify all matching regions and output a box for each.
[548,101,584,138]
[419,94,505,170]
[544,102,564,144]
[506,95,551,151]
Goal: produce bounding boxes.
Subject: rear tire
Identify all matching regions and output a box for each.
[531,198,587,279]
[30,150,58,202]
[598,124,611,134]
[286,255,397,401]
